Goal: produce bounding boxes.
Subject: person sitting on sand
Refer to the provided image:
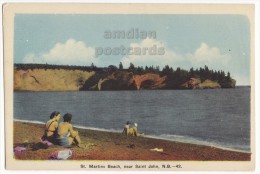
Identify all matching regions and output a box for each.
[56,113,83,148]
[122,121,131,136]
[42,111,61,143]
[127,123,144,137]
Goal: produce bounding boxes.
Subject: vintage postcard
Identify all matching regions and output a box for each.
[3,3,255,170]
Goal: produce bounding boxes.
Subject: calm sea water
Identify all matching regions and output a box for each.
[14,87,251,152]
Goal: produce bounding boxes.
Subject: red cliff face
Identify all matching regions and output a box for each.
[182,78,201,88]
[98,71,136,90]
[133,73,166,90]
[98,72,166,90]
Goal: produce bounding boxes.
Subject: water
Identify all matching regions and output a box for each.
[14,87,251,152]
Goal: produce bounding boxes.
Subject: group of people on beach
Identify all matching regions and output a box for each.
[42,111,83,148]
[42,111,144,148]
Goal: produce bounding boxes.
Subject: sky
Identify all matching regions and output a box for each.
[14,14,251,85]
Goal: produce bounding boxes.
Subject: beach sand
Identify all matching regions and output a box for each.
[13,121,251,161]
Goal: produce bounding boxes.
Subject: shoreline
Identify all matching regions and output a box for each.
[14,119,250,153]
[13,121,251,161]
[14,87,247,92]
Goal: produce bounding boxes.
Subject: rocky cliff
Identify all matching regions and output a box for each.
[79,71,167,90]
[181,78,221,89]
[14,69,94,91]
[133,74,166,90]
[14,65,235,91]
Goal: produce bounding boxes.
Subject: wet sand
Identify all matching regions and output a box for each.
[13,121,251,161]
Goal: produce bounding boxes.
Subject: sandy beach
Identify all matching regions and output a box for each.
[13,121,251,161]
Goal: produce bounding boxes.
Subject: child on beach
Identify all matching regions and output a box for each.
[56,113,83,148]
[128,123,144,137]
[122,121,131,136]
[42,111,61,143]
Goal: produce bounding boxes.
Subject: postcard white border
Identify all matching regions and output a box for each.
[3,3,256,171]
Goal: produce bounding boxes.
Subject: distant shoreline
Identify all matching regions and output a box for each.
[13,86,250,93]
[14,63,236,91]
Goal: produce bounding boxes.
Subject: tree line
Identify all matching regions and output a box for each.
[119,62,233,88]
[14,63,100,72]
[14,63,234,88]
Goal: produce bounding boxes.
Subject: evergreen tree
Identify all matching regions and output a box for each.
[145,66,149,72]
[129,62,135,71]
[119,62,123,70]
[227,72,231,80]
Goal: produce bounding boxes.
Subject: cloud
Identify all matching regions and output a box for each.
[188,42,230,69]
[121,39,231,71]
[23,39,97,66]
[23,38,231,73]
[121,38,179,68]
